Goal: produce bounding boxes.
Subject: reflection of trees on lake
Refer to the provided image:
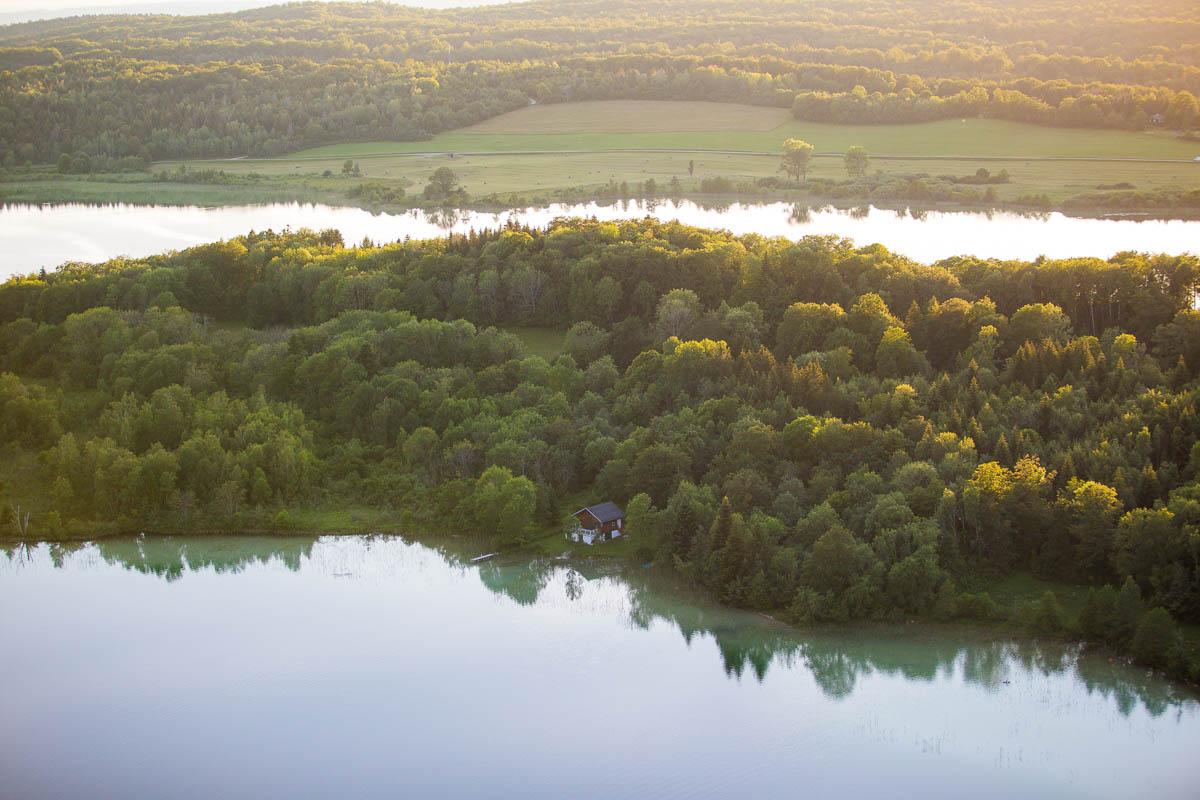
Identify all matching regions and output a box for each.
[1074,654,1184,718]
[90,535,318,580]
[0,541,39,565]
[14,537,1193,717]
[474,557,1194,716]
[961,639,1012,688]
[476,558,556,606]
[426,207,464,229]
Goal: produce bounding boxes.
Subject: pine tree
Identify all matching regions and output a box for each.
[1058,452,1077,484]
[1130,607,1180,669]
[994,432,1012,466]
[1168,355,1189,389]
[746,570,770,608]
[1138,464,1160,507]
[1111,466,1134,507]
[672,502,700,558]
[1113,576,1145,644]
[710,496,734,552]
[1078,585,1117,640]
[904,299,923,330]
[718,522,749,595]
[1033,590,1066,633]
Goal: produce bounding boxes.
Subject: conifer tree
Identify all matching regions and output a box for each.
[1113,576,1145,644]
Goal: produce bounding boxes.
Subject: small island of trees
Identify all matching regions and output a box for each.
[1,219,1198,681]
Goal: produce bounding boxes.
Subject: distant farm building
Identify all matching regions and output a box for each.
[1150,113,1166,126]
[569,502,625,545]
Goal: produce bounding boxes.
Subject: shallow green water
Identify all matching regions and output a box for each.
[1,535,1197,799]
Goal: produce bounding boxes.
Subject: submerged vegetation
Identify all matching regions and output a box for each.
[1,219,1199,679]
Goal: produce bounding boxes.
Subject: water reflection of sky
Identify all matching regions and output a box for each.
[1,536,1197,799]
[3,200,1198,279]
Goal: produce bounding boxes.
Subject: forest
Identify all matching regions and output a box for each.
[1,218,1198,680]
[0,0,1198,164]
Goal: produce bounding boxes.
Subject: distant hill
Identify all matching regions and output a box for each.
[1,0,1196,165]
[0,0,509,26]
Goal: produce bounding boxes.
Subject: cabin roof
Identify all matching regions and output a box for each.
[575,501,624,523]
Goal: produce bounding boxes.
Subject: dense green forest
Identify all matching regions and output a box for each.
[1,219,1199,678]
[1,0,1198,164]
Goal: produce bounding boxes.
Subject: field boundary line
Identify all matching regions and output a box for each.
[158,149,1199,167]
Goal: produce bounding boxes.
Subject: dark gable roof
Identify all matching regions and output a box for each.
[577,501,624,523]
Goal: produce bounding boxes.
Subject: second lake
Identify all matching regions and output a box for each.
[3,199,1198,279]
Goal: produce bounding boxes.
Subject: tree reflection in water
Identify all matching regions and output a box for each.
[474,553,1195,715]
[5,534,1193,717]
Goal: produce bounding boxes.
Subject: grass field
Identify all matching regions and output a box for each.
[8,101,1199,212]
[0,176,342,206]
[498,325,567,360]
[287,103,1200,160]
[178,102,1200,205]
[464,100,794,133]
[6,153,1193,210]
[139,149,1193,206]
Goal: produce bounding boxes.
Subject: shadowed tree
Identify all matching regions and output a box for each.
[780,138,815,183]
[655,289,702,340]
[424,166,462,201]
[844,146,869,178]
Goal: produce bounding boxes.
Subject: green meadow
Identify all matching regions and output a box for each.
[7,102,1199,211]
[285,104,1199,160]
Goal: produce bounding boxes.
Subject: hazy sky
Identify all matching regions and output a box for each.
[1,0,513,26]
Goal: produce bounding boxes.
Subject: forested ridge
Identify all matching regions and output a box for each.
[2,219,1199,677]
[1,0,1198,164]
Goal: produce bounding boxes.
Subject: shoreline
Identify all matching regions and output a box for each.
[3,169,1198,222]
[5,526,1198,692]
[3,184,1199,223]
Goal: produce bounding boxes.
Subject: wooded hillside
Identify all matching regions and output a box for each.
[2,220,1199,677]
[1,0,1197,164]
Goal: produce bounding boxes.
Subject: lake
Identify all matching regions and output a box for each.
[3,200,1199,280]
[1,535,1197,799]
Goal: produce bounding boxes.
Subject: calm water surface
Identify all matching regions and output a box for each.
[1,535,1197,799]
[3,200,1198,279]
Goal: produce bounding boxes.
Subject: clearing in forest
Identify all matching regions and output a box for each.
[463,100,794,134]
[289,102,1199,161]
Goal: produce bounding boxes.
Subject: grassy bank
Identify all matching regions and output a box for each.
[4,161,1197,220]
[6,102,1196,218]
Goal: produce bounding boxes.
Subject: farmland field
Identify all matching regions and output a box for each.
[149,101,1199,205]
[10,102,1199,211]
[285,102,1200,160]
[166,151,1190,205]
[463,100,795,133]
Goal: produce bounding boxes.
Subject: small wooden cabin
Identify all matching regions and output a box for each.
[570,502,626,544]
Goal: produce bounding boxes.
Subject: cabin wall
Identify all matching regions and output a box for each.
[571,513,624,534]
